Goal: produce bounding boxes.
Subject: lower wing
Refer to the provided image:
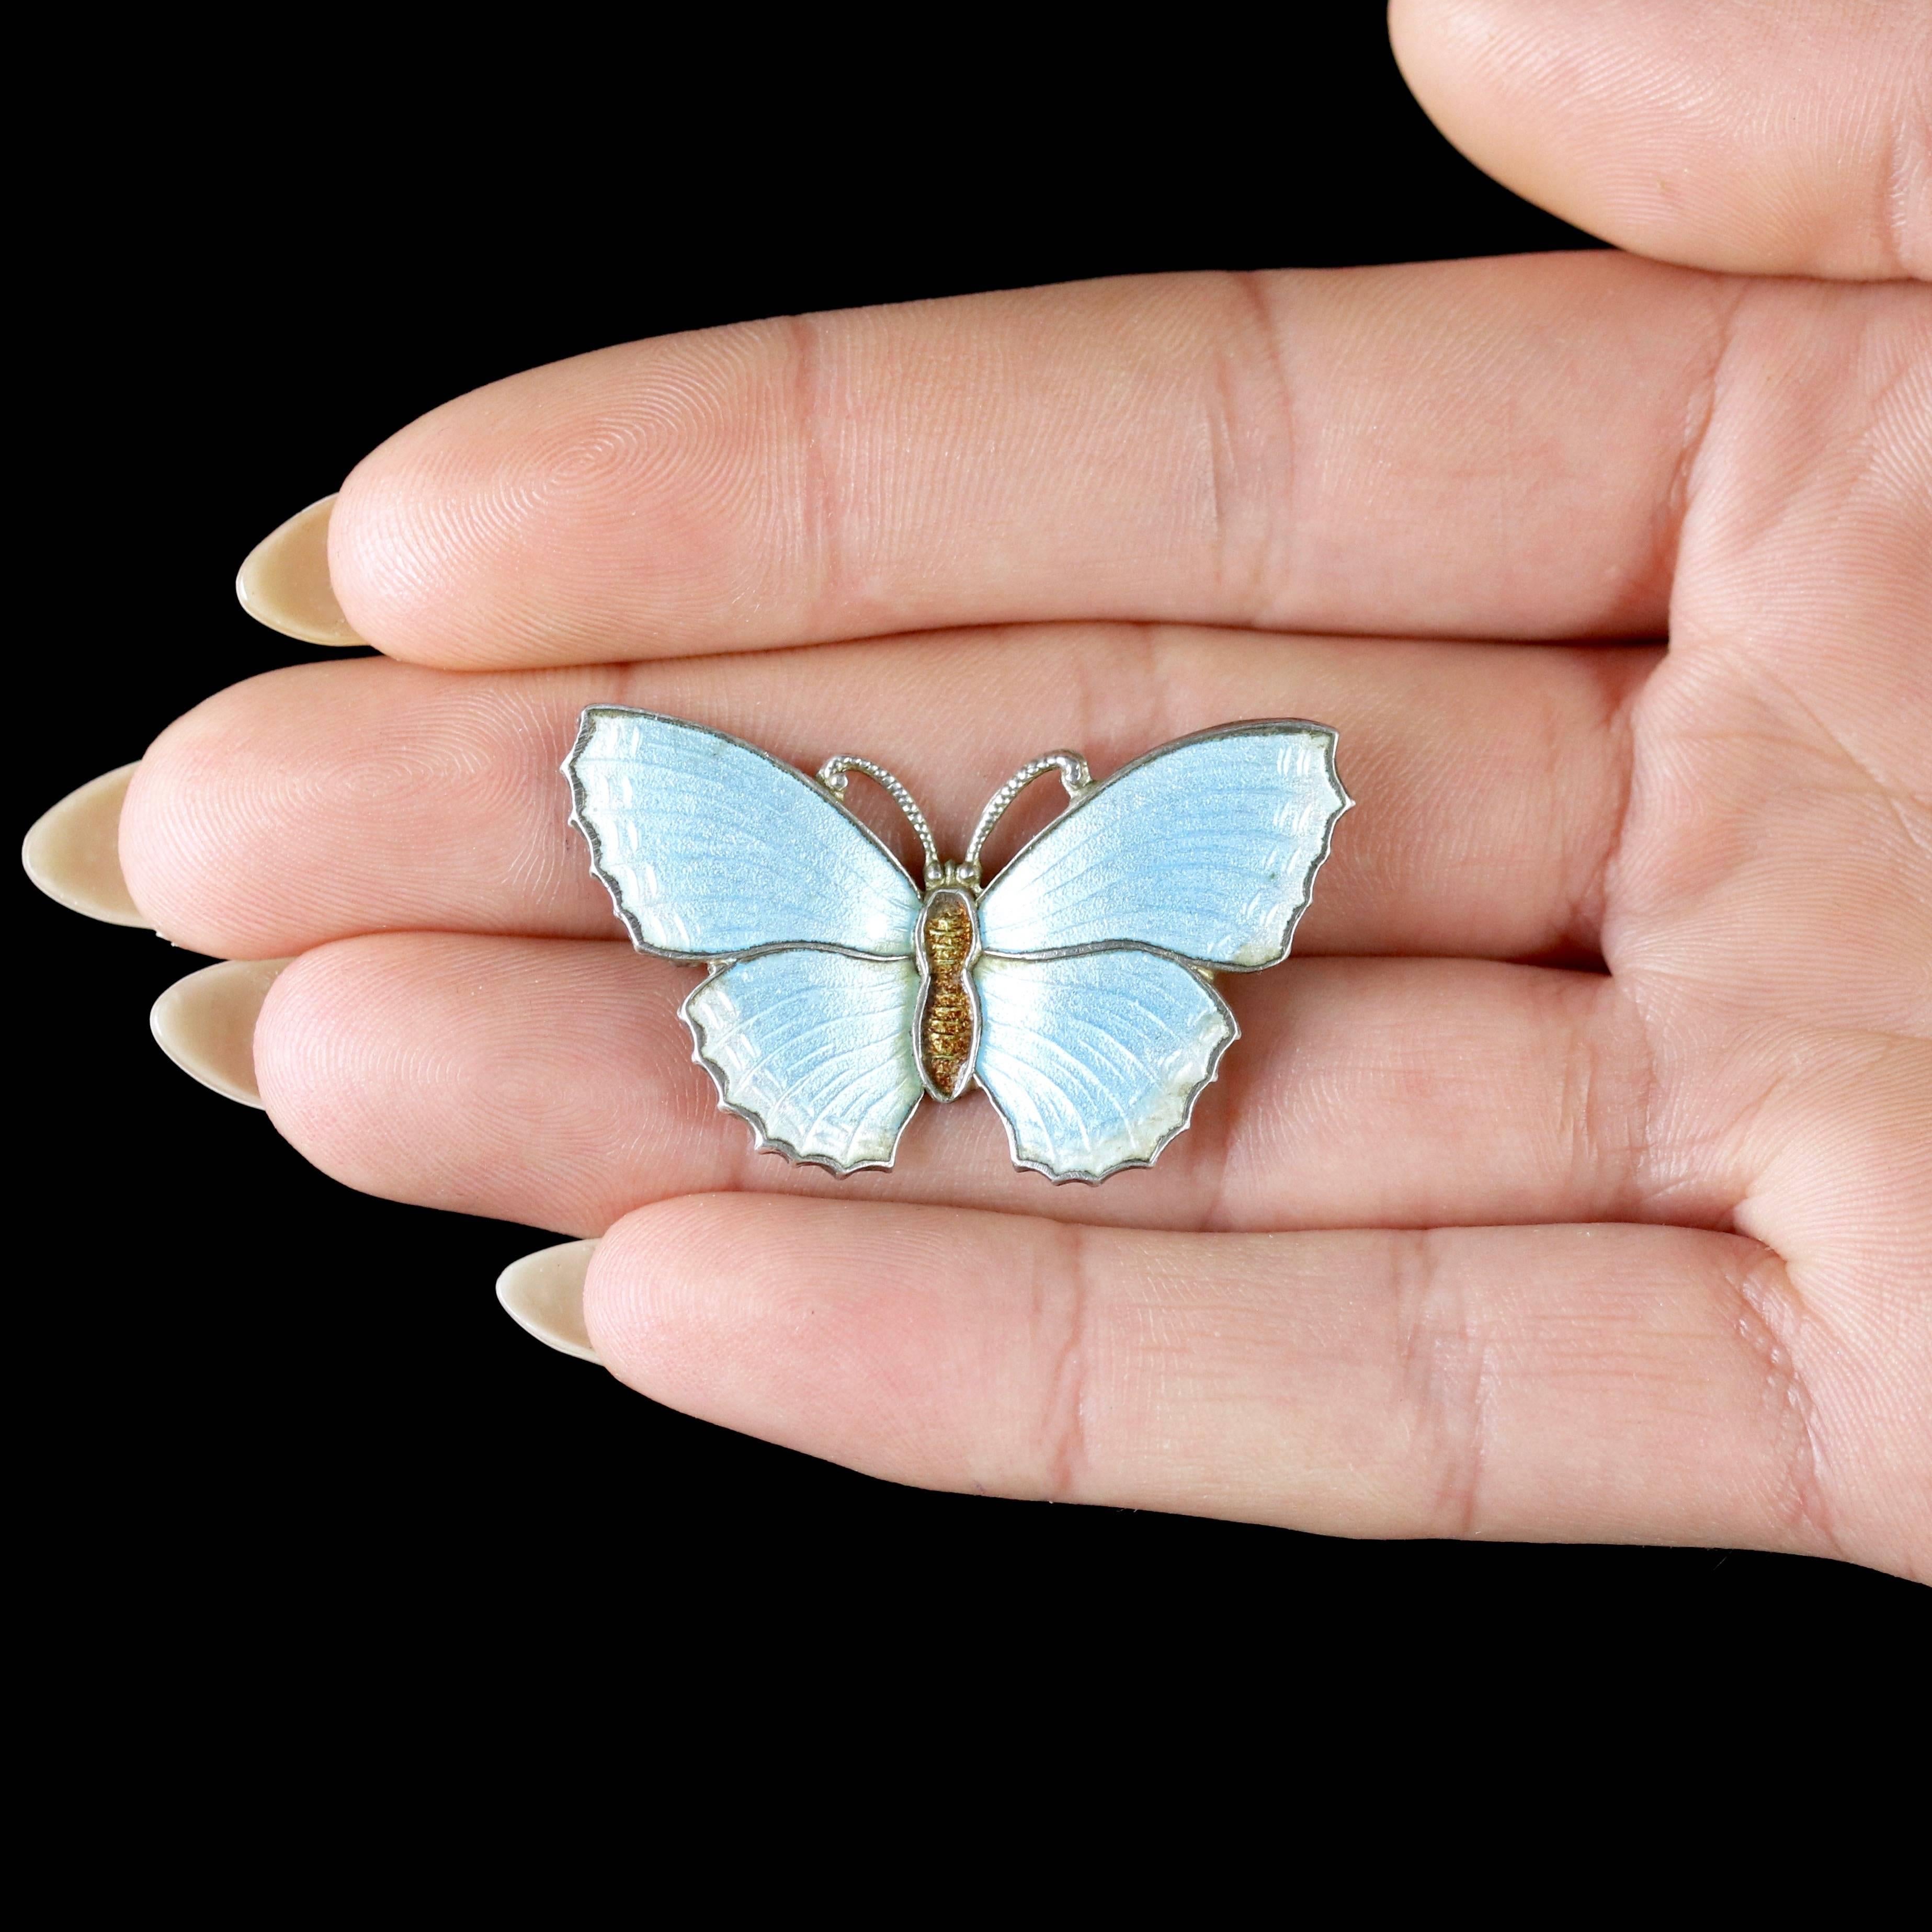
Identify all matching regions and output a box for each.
[972,951,1237,1183]
[684,950,924,1174]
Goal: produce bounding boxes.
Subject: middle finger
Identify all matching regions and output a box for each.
[124,623,1647,964]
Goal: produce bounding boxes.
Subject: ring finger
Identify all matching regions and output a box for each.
[248,933,1680,1236]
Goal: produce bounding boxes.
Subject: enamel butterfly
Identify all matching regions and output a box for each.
[564,710,1351,1183]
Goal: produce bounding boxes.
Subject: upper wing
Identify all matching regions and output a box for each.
[684,949,924,1173]
[566,708,921,960]
[973,950,1237,1183]
[975,722,1349,968]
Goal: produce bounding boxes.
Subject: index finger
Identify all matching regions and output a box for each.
[294,254,1724,669]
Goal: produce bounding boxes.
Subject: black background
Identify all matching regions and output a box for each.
[23,10,1920,1714]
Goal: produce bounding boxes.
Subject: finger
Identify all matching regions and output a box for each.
[253,934,1677,1236]
[323,254,1726,667]
[1391,0,1932,280]
[581,1196,1850,1561]
[122,627,1651,964]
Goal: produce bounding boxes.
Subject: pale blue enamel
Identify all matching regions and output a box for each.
[975,726,1348,968]
[567,709,920,960]
[972,950,1236,1181]
[684,950,925,1173]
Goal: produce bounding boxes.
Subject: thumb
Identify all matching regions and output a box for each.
[1390,0,1931,279]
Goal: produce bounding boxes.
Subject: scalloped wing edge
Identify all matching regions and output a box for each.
[975,964,1240,1185]
[678,969,924,1177]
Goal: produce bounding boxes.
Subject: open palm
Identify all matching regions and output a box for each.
[33,1,1928,1575]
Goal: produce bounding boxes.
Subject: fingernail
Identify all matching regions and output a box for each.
[150,958,292,1107]
[21,764,147,926]
[235,495,365,646]
[496,1240,603,1363]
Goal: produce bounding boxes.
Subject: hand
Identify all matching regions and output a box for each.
[27,0,1928,1576]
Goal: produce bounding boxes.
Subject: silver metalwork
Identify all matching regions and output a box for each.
[564,709,1352,1183]
[816,755,942,884]
[963,751,1092,881]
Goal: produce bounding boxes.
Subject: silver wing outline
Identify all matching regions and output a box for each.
[565,707,922,962]
[683,949,925,1175]
[974,721,1351,970]
[971,950,1238,1184]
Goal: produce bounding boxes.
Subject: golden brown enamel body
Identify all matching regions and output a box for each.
[916,891,978,1098]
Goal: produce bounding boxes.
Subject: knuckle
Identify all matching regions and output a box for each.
[1392,1229,1494,1537]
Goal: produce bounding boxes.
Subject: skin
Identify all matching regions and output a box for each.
[117,1,1929,1574]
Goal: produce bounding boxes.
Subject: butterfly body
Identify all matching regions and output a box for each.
[565,709,1350,1184]
[916,888,980,1101]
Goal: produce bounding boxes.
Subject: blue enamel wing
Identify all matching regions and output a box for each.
[564,711,1351,1184]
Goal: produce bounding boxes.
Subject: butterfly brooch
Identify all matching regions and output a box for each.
[564,710,1351,1184]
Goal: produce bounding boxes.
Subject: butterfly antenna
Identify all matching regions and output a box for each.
[963,752,1092,880]
[817,756,943,883]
